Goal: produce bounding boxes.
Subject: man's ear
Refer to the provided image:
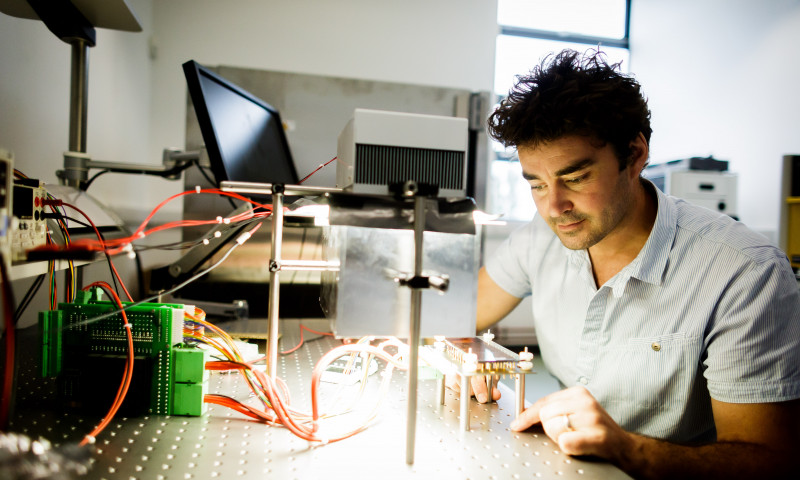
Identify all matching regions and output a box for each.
[628,132,649,176]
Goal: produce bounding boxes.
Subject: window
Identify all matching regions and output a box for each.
[489,0,631,220]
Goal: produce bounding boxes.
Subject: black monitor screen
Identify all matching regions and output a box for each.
[182,60,299,186]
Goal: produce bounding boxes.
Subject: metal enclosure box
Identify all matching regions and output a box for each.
[780,155,800,268]
[336,109,469,197]
[321,219,479,339]
[645,168,738,218]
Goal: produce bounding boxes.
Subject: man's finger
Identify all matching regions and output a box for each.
[470,375,489,403]
[445,374,462,393]
[509,401,544,431]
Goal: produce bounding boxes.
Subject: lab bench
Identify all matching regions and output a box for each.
[8,320,631,480]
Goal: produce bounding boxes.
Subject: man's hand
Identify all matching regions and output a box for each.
[511,388,800,479]
[445,373,501,404]
[509,386,633,462]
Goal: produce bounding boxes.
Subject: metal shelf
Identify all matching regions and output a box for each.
[9,258,92,281]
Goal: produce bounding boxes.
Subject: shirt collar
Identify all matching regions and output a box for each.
[623,180,677,287]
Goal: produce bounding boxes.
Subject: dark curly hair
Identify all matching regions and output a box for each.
[487,49,652,170]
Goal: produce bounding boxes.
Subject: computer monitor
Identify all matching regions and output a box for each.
[182,60,299,187]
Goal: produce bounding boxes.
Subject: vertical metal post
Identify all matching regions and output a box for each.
[67,40,89,283]
[515,373,526,417]
[68,40,89,155]
[460,373,470,431]
[405,195,425,465]
[267,188,284,380]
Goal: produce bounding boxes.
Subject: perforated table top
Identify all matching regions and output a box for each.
[10,321,631,480]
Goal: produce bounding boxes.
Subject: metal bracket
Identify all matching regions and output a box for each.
[394,273,449,293]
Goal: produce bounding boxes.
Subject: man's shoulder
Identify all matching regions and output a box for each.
[670,197,783,264]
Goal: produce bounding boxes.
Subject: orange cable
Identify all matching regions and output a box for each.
[79,282,134,446]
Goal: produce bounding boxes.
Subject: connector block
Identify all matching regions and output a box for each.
[171,344,209,416]
[39,310,63,377]
[38,289,197,416]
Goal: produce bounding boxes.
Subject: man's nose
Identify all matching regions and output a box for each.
[547,184,573,218]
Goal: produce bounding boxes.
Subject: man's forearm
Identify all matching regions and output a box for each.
[619,434,791,480]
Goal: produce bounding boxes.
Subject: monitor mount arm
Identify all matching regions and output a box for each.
[6,1,168,190]
[57,148,205,189]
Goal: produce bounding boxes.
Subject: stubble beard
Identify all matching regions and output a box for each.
[548,174,634,251]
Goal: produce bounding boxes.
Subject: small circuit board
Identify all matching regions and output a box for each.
[442,337,518,373]
[421,335,534,377]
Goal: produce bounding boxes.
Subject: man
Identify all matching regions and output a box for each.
[472,50,800,479]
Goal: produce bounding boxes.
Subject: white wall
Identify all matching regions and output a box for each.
[0,0,498,224]
[8,0,796,234]
[0,0,155,221]
[149,0,498,216]
[4,0,797,289]
[630,0,800,238]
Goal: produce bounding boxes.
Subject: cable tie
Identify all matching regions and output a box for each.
[84,435,96,445]
[123,323,132,330]
[216,216,223,223]
[214,231,222,238]
[223,217,231,224]
[202,239,210,245]
[195,186,202,193]
[137,232,145,239]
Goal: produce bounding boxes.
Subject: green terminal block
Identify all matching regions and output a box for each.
[37,287,207,417]
[171,344,209,416]
[39,310,63,378]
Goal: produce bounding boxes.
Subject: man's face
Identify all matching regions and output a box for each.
[518,135,638,251]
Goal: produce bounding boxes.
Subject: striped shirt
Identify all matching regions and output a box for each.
[486,182,800,443]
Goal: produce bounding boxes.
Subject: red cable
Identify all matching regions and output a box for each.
[280,325,335,355]
[206,342,408,443]
[43,189,272,257]
[63,203,134,302]
[79,282,134,446]
[0,254,15,430]
[298,157,337,184]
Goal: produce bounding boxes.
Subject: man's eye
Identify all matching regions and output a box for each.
[566,174,588,184]
[530,184,546,191]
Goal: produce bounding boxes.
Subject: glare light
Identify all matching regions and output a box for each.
[473,210,506,226]
[290,204,330,226]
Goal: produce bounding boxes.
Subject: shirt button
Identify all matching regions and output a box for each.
[578,377,588,385]
[652,342,661,352]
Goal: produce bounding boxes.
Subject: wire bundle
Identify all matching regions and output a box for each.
[40,188,273,257]
[193,324,409,444]
[2,158,344,443]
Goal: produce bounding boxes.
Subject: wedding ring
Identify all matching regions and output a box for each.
[562,414,573,431]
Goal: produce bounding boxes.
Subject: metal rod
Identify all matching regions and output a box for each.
[267,190,284,380]
[68,40,89,154]
[515,373,526,417]
[221,180,344,197]
[460,373,470,431]
[278,260,339,271]
[405,194,426,465]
